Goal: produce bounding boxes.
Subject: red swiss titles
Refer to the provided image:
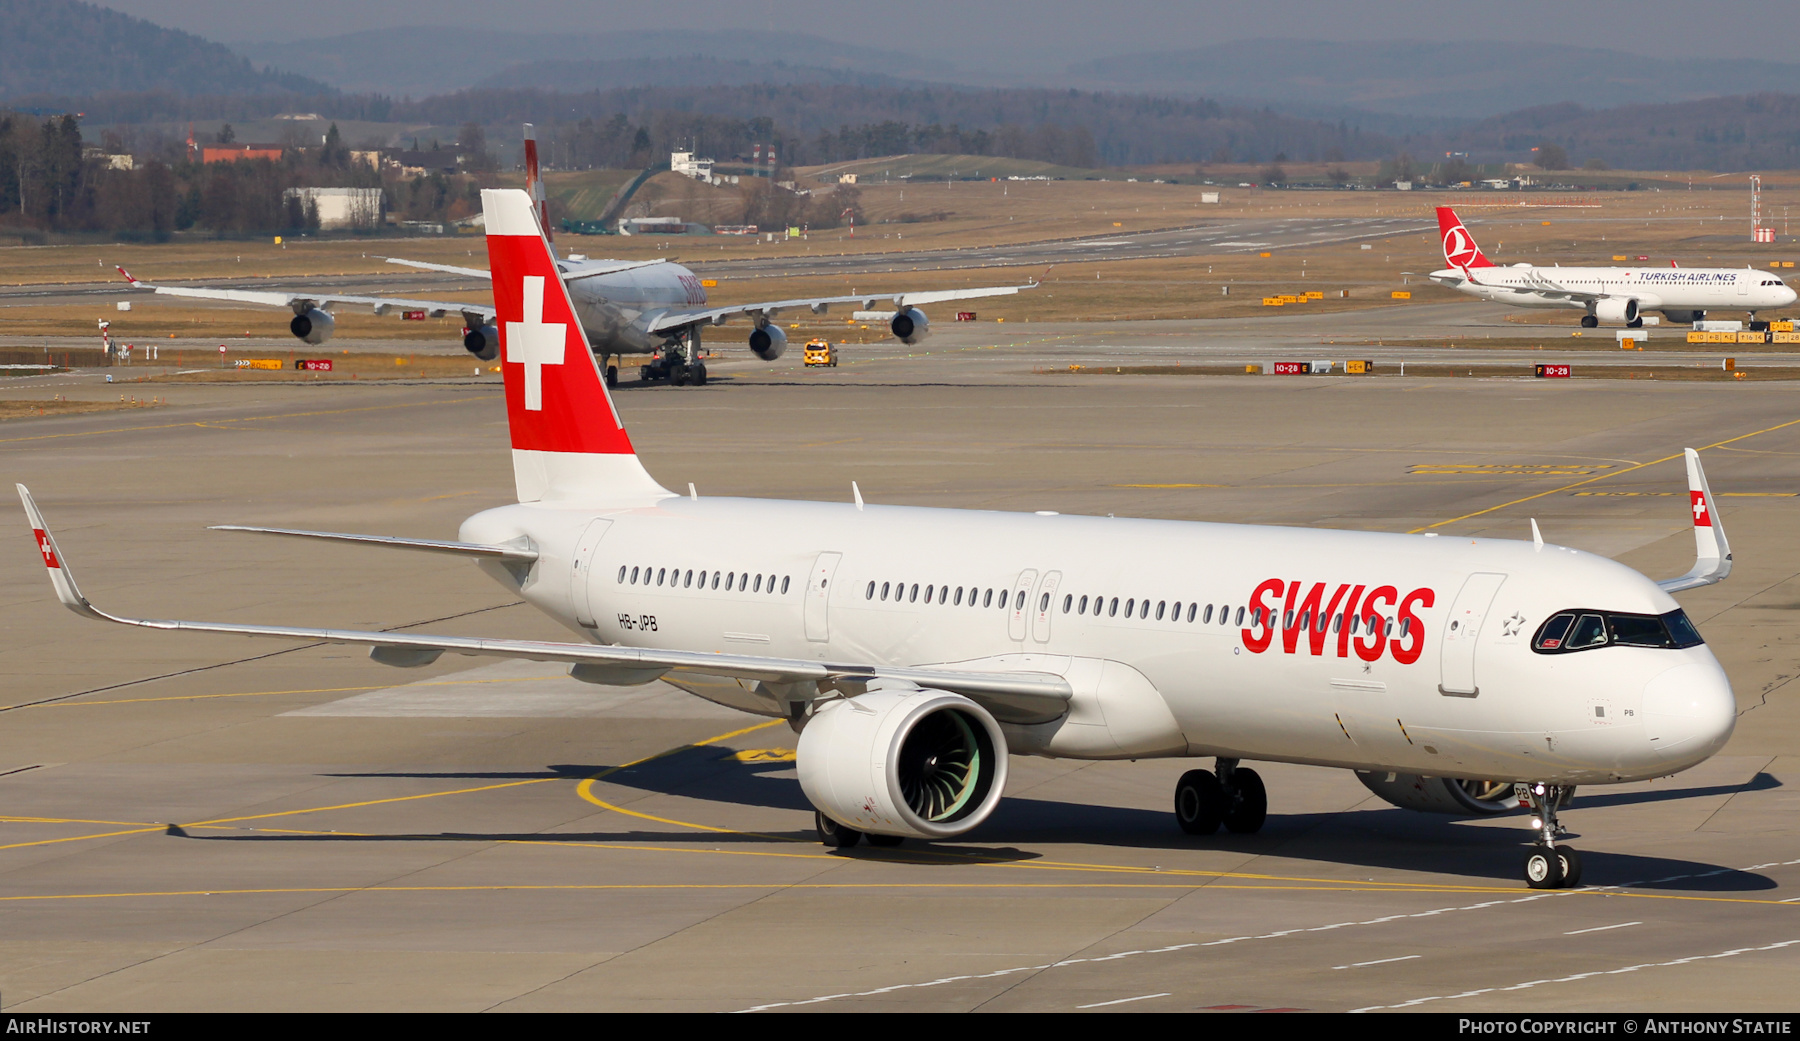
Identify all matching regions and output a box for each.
[1242,579,1435,665]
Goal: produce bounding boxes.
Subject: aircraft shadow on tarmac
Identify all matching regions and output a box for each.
[281,757,1784,890]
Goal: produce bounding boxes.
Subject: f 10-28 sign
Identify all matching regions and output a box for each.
[1535,364,1571,378]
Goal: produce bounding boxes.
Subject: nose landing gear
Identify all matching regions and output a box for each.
[1174,758,1267,836]
[1518,781,1582,889]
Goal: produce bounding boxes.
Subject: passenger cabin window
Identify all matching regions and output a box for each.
[1533,609,1704,653]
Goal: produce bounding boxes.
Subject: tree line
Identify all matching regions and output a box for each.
[0,113,495,238]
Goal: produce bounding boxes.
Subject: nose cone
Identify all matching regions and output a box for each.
[1783,285,1798,306]
[1643,661,1736,765]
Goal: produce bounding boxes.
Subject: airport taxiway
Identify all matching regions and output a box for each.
[0,325,1798,1012]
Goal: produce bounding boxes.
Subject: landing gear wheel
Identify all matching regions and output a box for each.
[605,365,618,388]
[1556,846,1583,888]
[691,362,707,386]
[867,833,904,847]
[816,810,862,848]
[1175,769,1225,836]
[1524,844,1565,889]
[1580,315,1599,328]
[671,365,690,387]
[1223,767,1267,834]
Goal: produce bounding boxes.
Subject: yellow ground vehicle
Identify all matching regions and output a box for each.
[803,339,838,367]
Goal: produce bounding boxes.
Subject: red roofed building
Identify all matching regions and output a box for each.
[202,145,284,163]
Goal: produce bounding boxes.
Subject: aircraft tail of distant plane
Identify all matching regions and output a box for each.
[1436,206,1496,270]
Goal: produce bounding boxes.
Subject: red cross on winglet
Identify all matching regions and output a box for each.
[33,528,59,569]
[1691,490,1712,527]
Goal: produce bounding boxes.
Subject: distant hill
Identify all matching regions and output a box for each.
[477,57,910,92]
[1068,39,1800,121]
[0,0,331,100]
[1441,94,1800,172]
[238,28,957,98]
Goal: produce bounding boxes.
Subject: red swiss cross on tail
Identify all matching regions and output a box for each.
[1692,489,1712,527]
[1436,206,1495,270]
[481,188,667,504]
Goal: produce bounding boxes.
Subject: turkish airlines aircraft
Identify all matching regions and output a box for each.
[22,189,1741,889]
[1430,205,1796,328]
[117,126,1029,388]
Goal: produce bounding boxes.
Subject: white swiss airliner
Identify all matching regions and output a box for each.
[1431,205,1796,328]
[22,189,1741,889]
[117,126,1029,388]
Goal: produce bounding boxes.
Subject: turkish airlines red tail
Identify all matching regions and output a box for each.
[481,188,668,504]
[1436,206,1496,269]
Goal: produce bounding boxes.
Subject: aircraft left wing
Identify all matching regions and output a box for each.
[19,486,1072,723]
[116,266,496,322]
[646,284,1035,334]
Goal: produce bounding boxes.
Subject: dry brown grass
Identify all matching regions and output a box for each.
[6,177,1800,341]
[0,398,165,419]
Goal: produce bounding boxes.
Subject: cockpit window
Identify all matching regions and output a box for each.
[1568,614,1608,649]
[1535,612,1574,650]
[1533,609,1704,654]
[1663,610,1705,648]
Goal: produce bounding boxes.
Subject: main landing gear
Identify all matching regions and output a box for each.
[1580,314,1599,328]
[1518,781,1582,889]
[638,330,708,387]
[1174,758,1267,836]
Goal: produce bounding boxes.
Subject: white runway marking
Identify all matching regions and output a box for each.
[734,854,1800,1013]
[1333,954,1421,970]
[1564,922,1642,935]
[1351,939,1800,1012]
[1076,993,1169,1008]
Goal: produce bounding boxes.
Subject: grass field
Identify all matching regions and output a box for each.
[5,166,1800,343]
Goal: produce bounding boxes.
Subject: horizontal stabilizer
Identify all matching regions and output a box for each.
[209,525,537,564]
[381,257,493,279]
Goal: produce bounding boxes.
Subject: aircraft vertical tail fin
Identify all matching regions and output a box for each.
[480,188,669,505]
[1436,206,1496,269]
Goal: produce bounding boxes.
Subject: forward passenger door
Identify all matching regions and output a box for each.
[1440,572,1506,696]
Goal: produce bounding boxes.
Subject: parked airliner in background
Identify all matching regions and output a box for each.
[26,188,1740,889]
[1430,205,1796,328]
[118,126,1029,388]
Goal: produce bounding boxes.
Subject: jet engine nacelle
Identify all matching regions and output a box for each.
[748,323,788,360]
[289,308,334,345]
[1594,297,1640,324]
[1356,771,1530,816]
[890,307,930,345]
[797,686,1007,839]
[463,324,499,361]
[1662,309,1705,325]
